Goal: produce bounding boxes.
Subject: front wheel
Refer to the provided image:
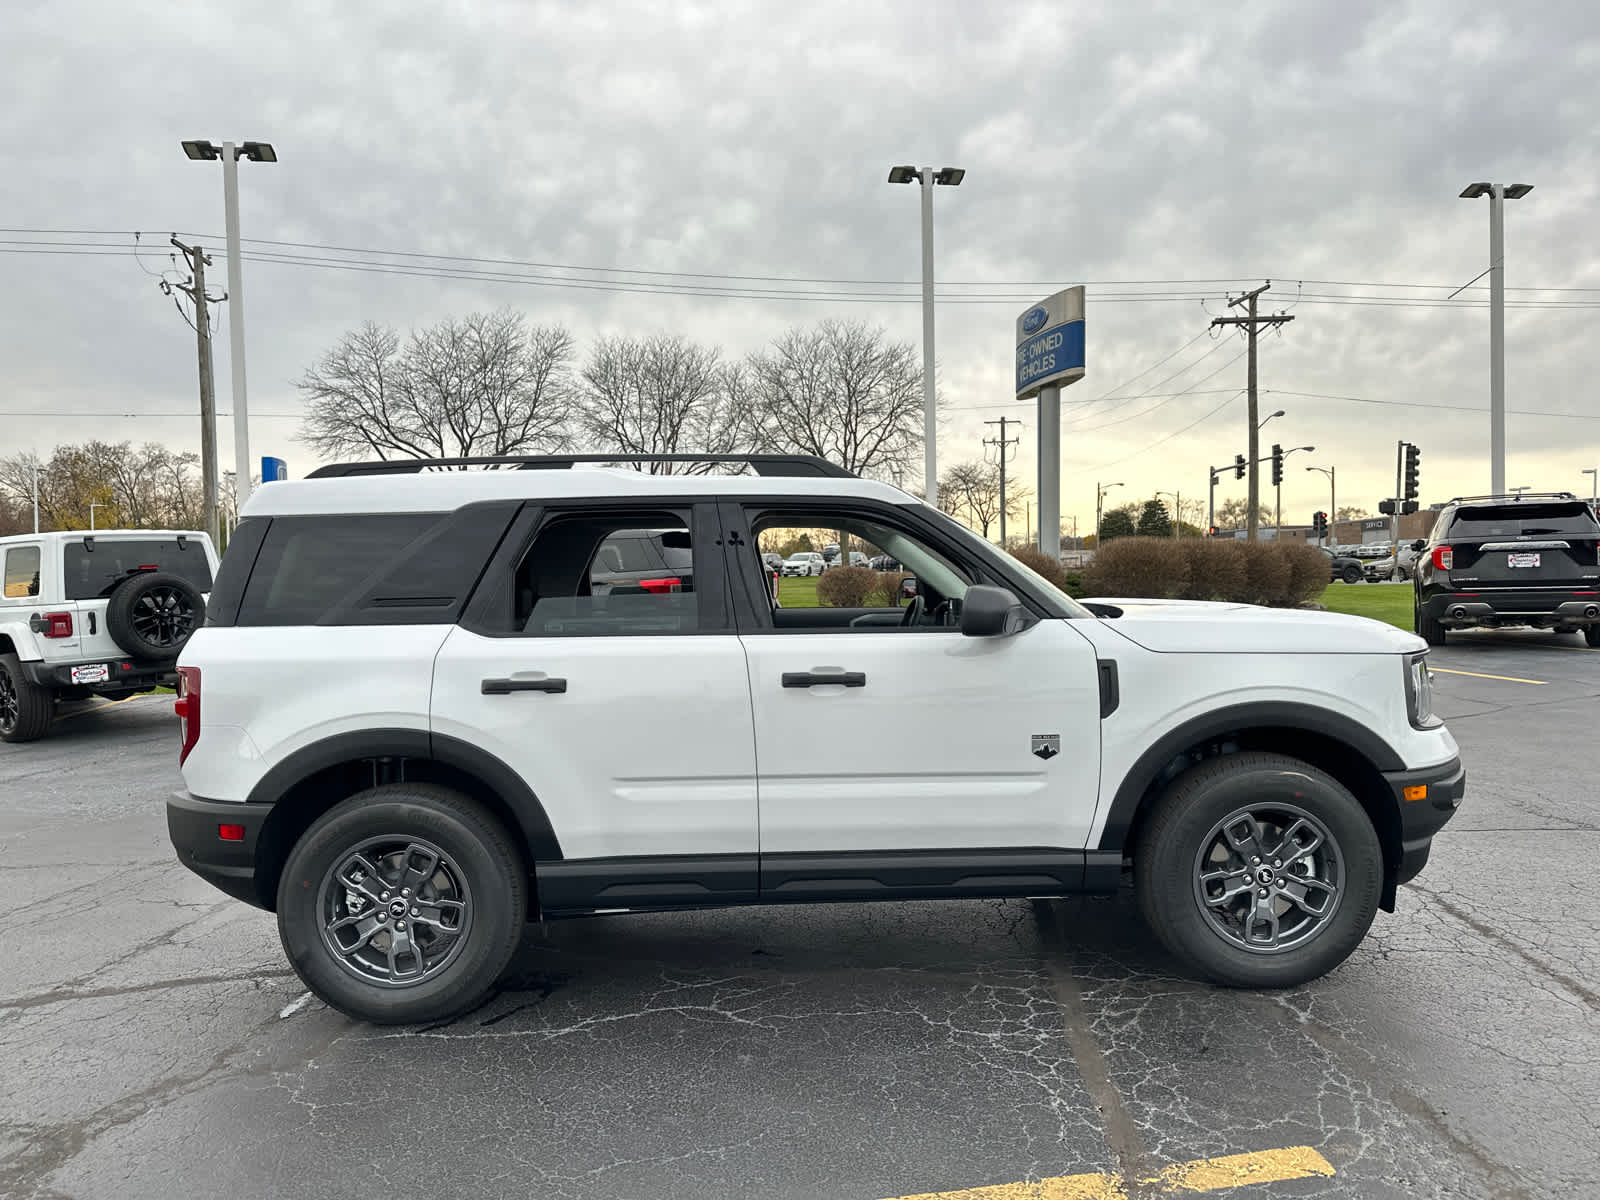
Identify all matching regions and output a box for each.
[1135,752,1382,988]
[277,784,525,1024]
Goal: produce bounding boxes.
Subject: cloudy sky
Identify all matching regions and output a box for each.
[4,0,1598,530]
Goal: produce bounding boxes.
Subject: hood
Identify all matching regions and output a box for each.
[1079,597,1426,655]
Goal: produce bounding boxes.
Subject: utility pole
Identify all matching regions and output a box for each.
[1212,282,1295,541]
[983,416,1021,545]
[169,237,222,543]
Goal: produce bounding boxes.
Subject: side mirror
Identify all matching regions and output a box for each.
[960,585,1029,637]
[1411,539,1426,552]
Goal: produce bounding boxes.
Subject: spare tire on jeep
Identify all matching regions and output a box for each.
[105,571,205,661]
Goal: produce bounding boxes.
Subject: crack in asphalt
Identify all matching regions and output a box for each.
[0,968,298,1014]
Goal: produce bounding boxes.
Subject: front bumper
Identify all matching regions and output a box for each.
[167,790,272,909]
[1381,755,1466,887]
[1421,590,1600,628]
[21,658,176,690]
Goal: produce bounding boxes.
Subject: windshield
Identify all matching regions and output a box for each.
[1448,503,1599,539]
[920,507,1091,619]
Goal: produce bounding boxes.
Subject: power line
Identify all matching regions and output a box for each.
[1264,389,1600,421]
[1080,391,1246,471]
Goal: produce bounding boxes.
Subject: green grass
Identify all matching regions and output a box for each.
[1315,582,1413,630]
[774,576,821,607]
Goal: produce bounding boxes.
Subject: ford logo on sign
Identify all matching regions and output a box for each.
[1021,306,1049,334]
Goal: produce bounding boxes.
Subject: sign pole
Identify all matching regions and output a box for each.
[1038,384,1061,557]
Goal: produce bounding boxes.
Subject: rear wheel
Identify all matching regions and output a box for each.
[0,653,53,743]
[1415,600,1447,646]
[1341,564,1363,584]
[277,784,525,1024]
[1135,752,1383,988]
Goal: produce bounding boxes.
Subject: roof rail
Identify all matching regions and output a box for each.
[305,454,855,480]
[1443,491,1577,504]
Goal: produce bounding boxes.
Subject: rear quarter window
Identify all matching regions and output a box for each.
[1447,503,1600,539]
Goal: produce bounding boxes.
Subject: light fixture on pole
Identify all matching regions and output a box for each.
[1257,409,1285,430]
[888,163,963,509]
[89,503,104,532]
[1275,445,1315,535]
[1096,481,1123,545]
[1305,464,1336,545]
[185,138,278,510]
[1460,181,1532,495]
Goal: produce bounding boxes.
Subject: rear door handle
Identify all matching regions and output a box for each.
[782,671,866,689]
[481,677,568,695]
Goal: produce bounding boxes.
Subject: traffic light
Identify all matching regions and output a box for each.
[1234,453,1247,480]
[1312,511,1328,538]
[1271,444,1284,487]
[1403,442,1421,500]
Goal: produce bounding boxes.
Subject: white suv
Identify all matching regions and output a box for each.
[1,529,216,741]
[165,454,1463,1024]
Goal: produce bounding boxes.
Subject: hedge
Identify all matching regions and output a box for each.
[1083,536,1326,608]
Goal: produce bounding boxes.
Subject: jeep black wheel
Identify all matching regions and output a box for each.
[1341,564,1363,584]
[277,784,525,1024]
[0,653,53,743]
[1415,601,1447,647]
[1135,752,1382,988]
[105,572,205,662]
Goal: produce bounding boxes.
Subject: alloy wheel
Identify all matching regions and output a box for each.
[1192,803,1344,954]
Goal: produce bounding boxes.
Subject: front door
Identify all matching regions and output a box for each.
[727,501,1104,895]
[432,502,758,914]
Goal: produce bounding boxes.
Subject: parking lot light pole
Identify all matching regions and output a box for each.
[1306,465,1335,545]
[1096,481,1123,545]
[888,164,963,508]
[185,138,278,508]
[1460,182,1532,495]
[1156,490,1181,539]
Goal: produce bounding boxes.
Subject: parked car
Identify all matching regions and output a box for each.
[781,552,825,577]
[762,552,784,571]
[1319,546,1366,585]
[1,529,218,741]
[869,554,904,572]
[588,527,694,595]
[1413,492,1600,646]
[166,451,1461,1024]
[849,550,869,567]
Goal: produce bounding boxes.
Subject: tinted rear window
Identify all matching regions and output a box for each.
[62,538,214,601]
[235,506,517,626]
[1447,503,1600,539]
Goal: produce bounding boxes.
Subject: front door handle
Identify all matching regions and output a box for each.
[481,677,568,695]
[782,671,866,689]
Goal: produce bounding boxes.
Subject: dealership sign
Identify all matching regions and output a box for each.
[1015,286,1086,399]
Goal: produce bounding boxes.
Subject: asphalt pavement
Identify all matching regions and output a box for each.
[2,633,1597,1200]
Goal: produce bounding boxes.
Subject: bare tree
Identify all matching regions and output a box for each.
[297,310,575,462]
[743,319,924,477]
[577,334,759,472]
[939,460,1029,540]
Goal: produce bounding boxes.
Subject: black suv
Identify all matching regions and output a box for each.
[1318,545,1366,585]
[1413,493,1600,646]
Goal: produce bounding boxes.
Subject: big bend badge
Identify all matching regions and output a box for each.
[1031,734,1060,761]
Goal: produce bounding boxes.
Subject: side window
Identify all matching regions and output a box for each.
[509,510,699,637]
[749,509,973,632]
[3,546,40,598]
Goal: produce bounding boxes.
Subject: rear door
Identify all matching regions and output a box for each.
[1439,502,1600,589]
[433,501,758,913]
[54,534,215,676]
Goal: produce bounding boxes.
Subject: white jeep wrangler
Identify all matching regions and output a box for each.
[165,455,1463,1024]
[1,529,217,741]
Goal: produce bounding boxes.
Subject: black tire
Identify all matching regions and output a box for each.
[1134,752,1383,989]
[0,653,54,743]
[104,572,205,662]
[277,784,525,1025]
[1414,599,1447,646]
[1341,564,1363,584]
[1586,625,1600,649]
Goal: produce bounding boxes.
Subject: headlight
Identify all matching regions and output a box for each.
[1405,652,1438,728]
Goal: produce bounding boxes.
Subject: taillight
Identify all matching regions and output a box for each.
[175,666,201,765]
[637,577,683,594]
[42,612,73,638]
[1432,546,1453,571]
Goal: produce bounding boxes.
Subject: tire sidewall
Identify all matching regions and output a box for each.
[277,789,522,1024]
[0,652,53,743]
[105,572,206,661]
[1138,757,1382,988]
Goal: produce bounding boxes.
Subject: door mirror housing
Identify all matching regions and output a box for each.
[1411,539,1426,552]
[960,585,1029,637]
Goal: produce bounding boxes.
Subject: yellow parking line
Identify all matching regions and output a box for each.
[1430,667,1547,685]
[885,1146,1336,1199]
[55,693,160,722]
